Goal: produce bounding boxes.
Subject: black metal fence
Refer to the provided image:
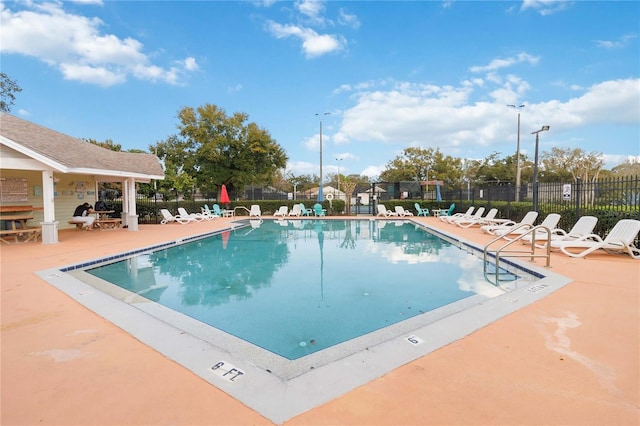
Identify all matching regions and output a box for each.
[102,175,639,240]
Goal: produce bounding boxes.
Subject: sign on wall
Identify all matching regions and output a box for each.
[562,184,572,201]
[0,177,28,202]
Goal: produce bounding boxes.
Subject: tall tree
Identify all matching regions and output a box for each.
[474,152,515,185]
[541,147,604,183]
[152,104,288,199]
[611,158,640,177]
[380,147,463,187]
[0,73,22,112]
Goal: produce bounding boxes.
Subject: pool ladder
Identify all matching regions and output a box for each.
[483,224,552,286]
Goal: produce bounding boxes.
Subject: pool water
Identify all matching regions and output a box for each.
[86,219,507,360]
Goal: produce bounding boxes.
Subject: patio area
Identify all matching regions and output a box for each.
[1,216,638,425]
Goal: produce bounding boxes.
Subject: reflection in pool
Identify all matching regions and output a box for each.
[86,219,513,359]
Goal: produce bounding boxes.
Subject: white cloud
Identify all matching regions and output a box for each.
[470,52,539,73]
[295,0,326,25]
[360,165,383,180]
[304,132,331,152]
[227,83,243,94]
[266,21,344,58]
[329,77,639,160]
[603,154,640,169]
[521,0,573,16]
[596,34,637,49]
[70,0,104,5]
[287,160,318,176]
[183,57,199,71]
[263,1,354,58]
[441,0,455,9]
[0,2,198,86]
[338,8,360,29]
[59,62,125,86]
[562,78,640,125]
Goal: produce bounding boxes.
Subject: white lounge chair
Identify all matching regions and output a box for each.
[249,204,261,217]
[160,208,196,225]
[178,207,205,221]
[456,208,497,228]
[481,211,538,235]
[522,215,598,249]
[439,206,474,223]
[394,206,414,217]
[448,207,485,225]
[273,206,288,217]
[495,213,561,241]
[551,219,640,259]
[288,204,302,217]
[377,204,398,217]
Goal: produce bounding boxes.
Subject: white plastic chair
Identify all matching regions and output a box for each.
[178,207,205,221]
[376,204,398,217]
[160,209,196,225]
[249,205,261,217]
[551,219,640,259]
[481,211,538,235]
[522,216,598,248]
[394,206,414,217]
[273,206,288,217]
[288,204,302,217]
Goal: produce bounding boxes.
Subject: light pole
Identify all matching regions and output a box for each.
[507,104,525,202]
[335,157,343,196]
[531,125,550,212]
[316,112,330,202]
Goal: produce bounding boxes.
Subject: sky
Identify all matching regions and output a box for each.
[1,0,639,181]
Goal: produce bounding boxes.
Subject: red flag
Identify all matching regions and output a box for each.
[220,184,230,205]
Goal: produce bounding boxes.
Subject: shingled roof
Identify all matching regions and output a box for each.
[0,113,164,179]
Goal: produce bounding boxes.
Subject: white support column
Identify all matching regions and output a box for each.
[40,170,59,244]
[125,177,138,231]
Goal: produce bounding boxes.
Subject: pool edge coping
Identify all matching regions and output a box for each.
[37,218,573,424]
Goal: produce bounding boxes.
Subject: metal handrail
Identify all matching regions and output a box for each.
[483,224,552,285]
[234,206,251,215]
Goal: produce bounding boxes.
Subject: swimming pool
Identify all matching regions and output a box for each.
[39,218,571,423]
[83,219,510,360]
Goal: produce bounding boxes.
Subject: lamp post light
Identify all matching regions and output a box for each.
[336,158,342,193]
[507,104,525,202]
[316,112,330,202]
[531,125,550,212]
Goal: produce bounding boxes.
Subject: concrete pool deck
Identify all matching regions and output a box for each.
[1,216,639,425]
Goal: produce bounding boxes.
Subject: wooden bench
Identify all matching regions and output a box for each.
[68,220,85,230]
[0,228,41,244]
[95,218,122,230]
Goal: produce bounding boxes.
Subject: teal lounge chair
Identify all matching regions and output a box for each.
[437,203,455,217]
[201,204,219,219]
[414,203,430,216]
[313,203,326,217]
[213,204,233,217]
[299,203,313,216]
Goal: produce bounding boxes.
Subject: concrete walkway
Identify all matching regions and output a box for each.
[1,217,638,425]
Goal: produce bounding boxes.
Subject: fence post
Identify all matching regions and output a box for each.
[636,175,640,220]
[575,177,582,218]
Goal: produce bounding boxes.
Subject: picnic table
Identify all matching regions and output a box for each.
[93,210,122,230]
[0,215,41,244]
[68,210,121,230]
